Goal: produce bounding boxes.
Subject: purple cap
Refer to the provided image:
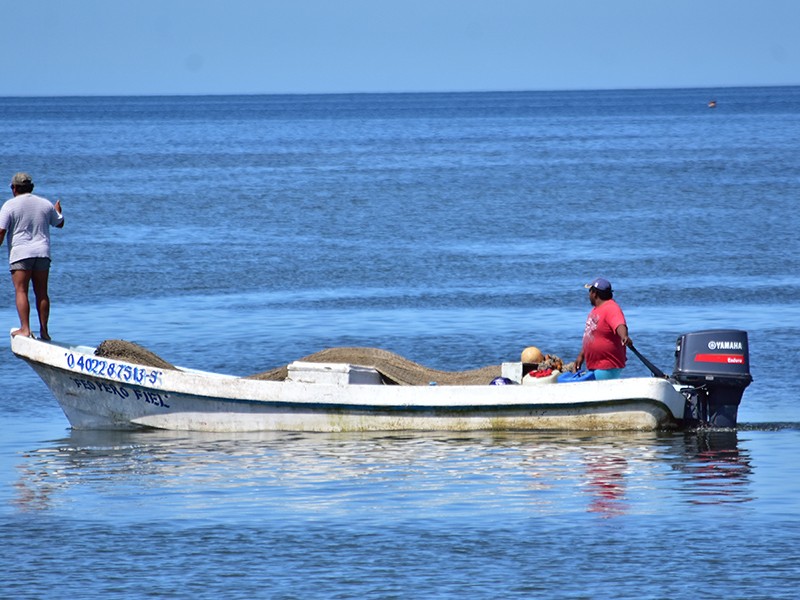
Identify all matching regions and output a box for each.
[584,277,612,291]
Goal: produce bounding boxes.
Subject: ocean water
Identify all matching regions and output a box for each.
[1,87,799,599]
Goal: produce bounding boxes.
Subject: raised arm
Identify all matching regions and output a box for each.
[54,199,64,228]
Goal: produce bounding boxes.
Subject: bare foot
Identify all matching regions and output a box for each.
[11,328,32,338]
[39,332,51,341]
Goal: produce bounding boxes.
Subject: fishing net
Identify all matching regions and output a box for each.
[247,347,502,386]
[94,340,502,386]
[95,339,177,370]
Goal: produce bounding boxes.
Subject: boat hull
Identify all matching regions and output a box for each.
[12,335,687,433]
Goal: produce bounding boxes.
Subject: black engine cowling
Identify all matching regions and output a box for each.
[673,330,753,428]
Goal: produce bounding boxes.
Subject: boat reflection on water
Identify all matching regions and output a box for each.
[673,430,753,505]
[583,449,630,517]
[578,429,754,518]
[11,428,753,518]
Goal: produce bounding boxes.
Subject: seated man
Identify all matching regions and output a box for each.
[575,277,631,380]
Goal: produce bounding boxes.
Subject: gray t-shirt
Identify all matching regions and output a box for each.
[0,193,64,264]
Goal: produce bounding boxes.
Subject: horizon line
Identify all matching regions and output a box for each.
[2,83,798,101]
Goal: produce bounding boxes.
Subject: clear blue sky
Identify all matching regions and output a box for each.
[4,0,798,96]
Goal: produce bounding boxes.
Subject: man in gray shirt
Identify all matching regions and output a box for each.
[0,173,65,340]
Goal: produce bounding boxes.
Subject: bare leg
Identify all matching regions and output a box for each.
[11,269,33,337]
[31,269,51,340]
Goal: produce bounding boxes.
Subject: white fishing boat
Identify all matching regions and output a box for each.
[9,329,752,433]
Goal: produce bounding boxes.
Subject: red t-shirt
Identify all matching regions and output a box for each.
[582,300,627,370]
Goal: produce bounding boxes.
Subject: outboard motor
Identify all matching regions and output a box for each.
[673,330,753,428]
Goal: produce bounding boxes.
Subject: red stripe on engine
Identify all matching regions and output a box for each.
[694,353,745,364]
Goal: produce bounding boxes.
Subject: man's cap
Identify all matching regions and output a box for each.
[584,277,612,291]
[11,172,33,187]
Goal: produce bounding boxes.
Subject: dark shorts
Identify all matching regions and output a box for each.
[9,257,51,272]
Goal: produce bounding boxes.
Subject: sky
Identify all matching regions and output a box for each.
[2,0,798,96]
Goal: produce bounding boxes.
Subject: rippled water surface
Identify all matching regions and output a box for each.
[1,87,799,598]
[4,423,800,599]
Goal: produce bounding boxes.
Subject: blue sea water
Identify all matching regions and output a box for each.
[1,87,799,599]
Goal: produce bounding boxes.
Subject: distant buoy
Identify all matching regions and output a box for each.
[521,346,544,364]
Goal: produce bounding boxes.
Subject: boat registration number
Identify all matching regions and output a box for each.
[65,352,163,386]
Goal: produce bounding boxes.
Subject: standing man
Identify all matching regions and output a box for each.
[0,173,65,340]
[575,277,631,380]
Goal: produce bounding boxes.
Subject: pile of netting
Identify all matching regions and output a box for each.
[94,340,506,386]
[95,339,177,370]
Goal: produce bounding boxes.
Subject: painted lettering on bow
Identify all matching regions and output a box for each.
[69,377,170,408]
[64,352,163,387]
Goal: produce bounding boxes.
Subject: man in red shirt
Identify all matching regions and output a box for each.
[575,277,632,380]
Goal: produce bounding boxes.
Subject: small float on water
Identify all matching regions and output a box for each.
[10,329,752,433]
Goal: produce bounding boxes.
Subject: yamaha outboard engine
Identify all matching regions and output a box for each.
[673,330,753,428]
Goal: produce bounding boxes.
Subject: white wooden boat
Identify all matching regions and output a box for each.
[9,330,751,432]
